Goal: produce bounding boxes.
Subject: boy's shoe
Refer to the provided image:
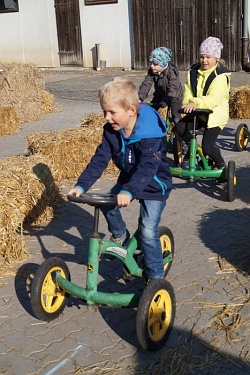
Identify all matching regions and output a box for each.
[110,229,130,247]
[105,230,130,262]
[123,267,135,282]
[181,152,190,170]
[181,142,189,155]
[216,176,227,183]
[181,159,189,170]
[216,164,227,183]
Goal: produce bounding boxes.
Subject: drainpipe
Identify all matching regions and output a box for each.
[242,0,250,70]
[95,43,101,71]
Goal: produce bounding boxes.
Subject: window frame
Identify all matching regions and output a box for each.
[85,0,117,5]
[0,0,19,13]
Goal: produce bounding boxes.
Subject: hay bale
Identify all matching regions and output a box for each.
[0,155,61,262]
[0,63,56,127]
[0,106,19,135]
[41,90,58,114]
[229,86,250,119]
[27,112,119,181]
[158,107,168,121]
[79,111,106,136]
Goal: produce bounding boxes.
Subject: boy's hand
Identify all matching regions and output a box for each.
[117,192,131,207]
[67,187,82,197]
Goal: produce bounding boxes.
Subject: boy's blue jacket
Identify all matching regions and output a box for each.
[75,103,172,201]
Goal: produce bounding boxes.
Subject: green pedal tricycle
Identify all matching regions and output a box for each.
[169,109,237,202]
[31,192,176,351]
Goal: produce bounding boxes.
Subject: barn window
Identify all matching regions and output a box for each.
[0,0,19,12]
[85,0,117,5]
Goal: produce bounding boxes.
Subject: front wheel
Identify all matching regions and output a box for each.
[136,279,176,351]
[235,123,249,151]
[159,226,174,277]
[227,160,236,202]
[31,257,70,321]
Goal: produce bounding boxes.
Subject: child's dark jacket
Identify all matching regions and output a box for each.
[75,104,172,201]
[138,63,183,105]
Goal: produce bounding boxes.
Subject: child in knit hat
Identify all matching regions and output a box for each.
[174,37,231,181]
[138,47,183,124]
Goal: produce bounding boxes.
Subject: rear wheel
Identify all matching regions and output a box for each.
[227,160,236,202]
[31,257,70,321]
[136,279,176,351]
[235,123,248,151]
[159,226,174,277]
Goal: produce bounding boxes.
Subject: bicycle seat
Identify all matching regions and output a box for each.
[67,193,117,207]
[178,108,213,116]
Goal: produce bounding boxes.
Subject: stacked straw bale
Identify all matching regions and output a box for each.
[0,107,19,136]
[229,86,250,119]
[0,155,61,262]
[0,62,56,136]
[27,112,119,182]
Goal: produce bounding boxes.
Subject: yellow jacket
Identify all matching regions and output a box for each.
[182,63,231,129]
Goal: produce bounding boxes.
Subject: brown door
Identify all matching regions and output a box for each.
[54,0,83,66]
[132,0,242,72]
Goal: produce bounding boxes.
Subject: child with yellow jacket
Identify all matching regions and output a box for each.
[175,36,231,177]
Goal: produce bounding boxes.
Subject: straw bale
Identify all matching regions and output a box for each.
[27,113,119,181]
[0,155,61,262]
[229,86,250,119]
[158,106,168,122]
[0,106,19,135]
[41,90,58,114]
[0,62,56,128]
[79,111,106,136]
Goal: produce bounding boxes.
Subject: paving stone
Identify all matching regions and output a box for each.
[0,69,250,374]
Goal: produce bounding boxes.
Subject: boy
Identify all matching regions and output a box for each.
[68,76,172,280]
[138,47,183,124]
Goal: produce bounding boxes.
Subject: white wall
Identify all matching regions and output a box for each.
[0,0,60,67]
[0,0,132,69]
[79,0,132,69]
[248,0,250,61]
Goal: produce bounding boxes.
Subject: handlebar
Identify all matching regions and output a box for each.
[67,193,117,207]
[178,108,213,116]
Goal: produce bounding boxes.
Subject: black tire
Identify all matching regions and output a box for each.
[227,160,236,202]
[173,135,183,166]
[31,257,70,321]
[159,226,174,277]
[136,279,176,351]
[235,123,249,151]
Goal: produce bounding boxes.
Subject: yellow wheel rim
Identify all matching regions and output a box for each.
[160,233,172,272]
[239,127,248,148]
[147,289,172,342]
[40,266,67,313]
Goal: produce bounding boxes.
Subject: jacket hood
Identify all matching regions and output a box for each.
[126,103,166,140]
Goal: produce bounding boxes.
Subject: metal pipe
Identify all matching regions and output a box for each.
[95,43,101,71]
[242,0,250,70]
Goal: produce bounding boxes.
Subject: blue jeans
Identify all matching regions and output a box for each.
[101,183,166,279]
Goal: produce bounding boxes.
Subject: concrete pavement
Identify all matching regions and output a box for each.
[0,68,250,374]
